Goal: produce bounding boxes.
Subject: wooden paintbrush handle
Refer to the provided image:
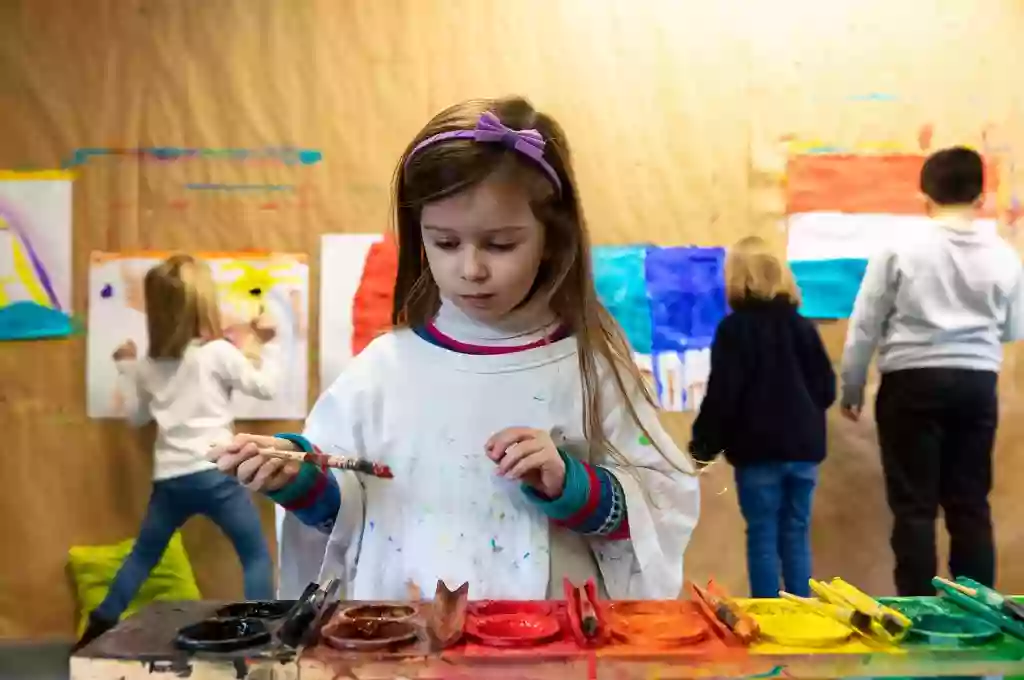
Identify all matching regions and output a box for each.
[577,586,598,637]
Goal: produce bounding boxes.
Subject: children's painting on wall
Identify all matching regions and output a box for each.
[0,171,74,341]
[319,233,397,389]
[86,251,309,419]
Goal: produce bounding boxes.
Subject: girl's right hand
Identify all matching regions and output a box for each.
[251,315,277,344]
[209,433,301,492]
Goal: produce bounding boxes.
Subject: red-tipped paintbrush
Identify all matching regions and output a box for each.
[211,443,393,479]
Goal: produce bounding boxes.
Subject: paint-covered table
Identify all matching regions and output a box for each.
[71,599,1024,680]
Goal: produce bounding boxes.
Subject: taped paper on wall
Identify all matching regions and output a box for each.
[0,171,74,340]
[87,251,309,419]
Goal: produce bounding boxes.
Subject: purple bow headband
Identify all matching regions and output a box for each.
[405,111,563,194]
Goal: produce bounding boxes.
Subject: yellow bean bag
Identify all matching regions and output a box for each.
[68,531,201,635]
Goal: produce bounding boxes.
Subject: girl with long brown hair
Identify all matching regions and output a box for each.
[212,97,699,600]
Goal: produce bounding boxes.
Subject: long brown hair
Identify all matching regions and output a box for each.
[725,236,801,306]
[144,254,222,359]
[391,96,688,472]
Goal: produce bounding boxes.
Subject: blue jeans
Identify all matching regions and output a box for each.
[734,462,819,599]
[95,469,274,621]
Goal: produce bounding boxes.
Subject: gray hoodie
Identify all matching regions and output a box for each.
[841,210,1024,408]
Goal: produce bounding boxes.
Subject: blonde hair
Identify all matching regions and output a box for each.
[725,236,801,306]
[144,254,222,359]
[392,96,692,475]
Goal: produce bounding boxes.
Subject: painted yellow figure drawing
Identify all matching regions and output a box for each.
[217,259,306,359]
[88,251,310,420]
[0,215,51,307]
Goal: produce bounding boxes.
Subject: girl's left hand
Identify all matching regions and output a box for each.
[485,427,566,499]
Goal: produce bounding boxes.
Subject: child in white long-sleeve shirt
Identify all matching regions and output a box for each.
[76,254,279,649]
[211,96,701,601]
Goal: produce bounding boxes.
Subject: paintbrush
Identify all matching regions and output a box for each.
[936,577,1024,624]
[692,583,759,644]
[811,579,911,642]
[577,586,599,638]
[779,591,873,637]
[210,443,393,479]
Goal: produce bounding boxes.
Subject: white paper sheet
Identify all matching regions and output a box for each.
[319,234,387,389]
[86,251,309,419]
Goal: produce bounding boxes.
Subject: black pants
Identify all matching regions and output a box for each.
[875,368,998,596]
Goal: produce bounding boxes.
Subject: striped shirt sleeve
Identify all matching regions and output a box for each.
[521,450,630,540]
[264,433,341,535]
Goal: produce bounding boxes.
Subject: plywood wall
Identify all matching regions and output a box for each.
[2,0,1023,638]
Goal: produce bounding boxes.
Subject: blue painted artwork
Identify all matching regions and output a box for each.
[0,301,76,340]
[790,258,869,319]
[645,246,728,352]
[592,245,653,355]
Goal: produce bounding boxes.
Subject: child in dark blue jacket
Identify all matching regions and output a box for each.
[690,236,836,598]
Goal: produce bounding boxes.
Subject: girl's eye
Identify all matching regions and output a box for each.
[487,242,518,252]
[434,240,459,250]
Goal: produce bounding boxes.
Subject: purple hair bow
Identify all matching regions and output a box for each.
[405,111,563,194]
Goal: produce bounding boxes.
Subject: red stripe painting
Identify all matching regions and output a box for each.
[787,154,997,216]
[351,236,398,356]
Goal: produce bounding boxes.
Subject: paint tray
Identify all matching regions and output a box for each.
[880,596,1024,653]
[598,599,738,659]
[442,600,583,660]
[738,600,858,651]
[304,600,433,664]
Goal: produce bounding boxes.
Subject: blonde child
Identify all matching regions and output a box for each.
[689,237,835,598]
[76,254,279,649]
[211,96,700,600]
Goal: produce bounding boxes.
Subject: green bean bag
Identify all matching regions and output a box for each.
[68,531,201,635]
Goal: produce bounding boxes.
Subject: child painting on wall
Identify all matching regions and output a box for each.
[688,237,836,598]
[841,147,1024,596]
[75,254,279,650]
[210,96,701,601]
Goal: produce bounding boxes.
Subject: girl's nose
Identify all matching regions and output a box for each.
[461,249,488,281]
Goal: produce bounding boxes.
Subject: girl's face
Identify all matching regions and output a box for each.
[420,173,546,323]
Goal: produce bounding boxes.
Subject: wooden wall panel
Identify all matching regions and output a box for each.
[1,0,1022,638]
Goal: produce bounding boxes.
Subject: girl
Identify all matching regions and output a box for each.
[211,96,700,601]
[689,236,835,598]
[75,254,278,649]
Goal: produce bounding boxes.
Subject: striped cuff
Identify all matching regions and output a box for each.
[522,450,630,540]
[265,433,341,534]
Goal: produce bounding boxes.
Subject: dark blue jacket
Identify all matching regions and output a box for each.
[689,296,836,466]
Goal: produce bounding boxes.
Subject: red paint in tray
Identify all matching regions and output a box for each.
[443,600,582,660]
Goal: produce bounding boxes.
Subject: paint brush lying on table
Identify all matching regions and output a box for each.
[210,443,394,479]
[935,577,1024,623]
[810,578,911,643]
[779,591,874,637]
[691,582,760,644]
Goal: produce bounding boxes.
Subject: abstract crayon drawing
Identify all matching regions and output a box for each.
[0,172,74,340]
[86,251,309,420]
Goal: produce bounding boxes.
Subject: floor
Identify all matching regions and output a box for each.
[0,642,71,680]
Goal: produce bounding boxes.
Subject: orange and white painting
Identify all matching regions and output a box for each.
[86,251,309,419]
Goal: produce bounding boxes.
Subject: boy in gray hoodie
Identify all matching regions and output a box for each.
[841,146,1024,596]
